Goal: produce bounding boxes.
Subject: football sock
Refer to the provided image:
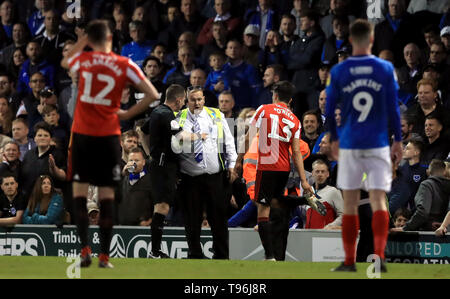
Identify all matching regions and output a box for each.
[257,217,274,259]
[342,214,359,266]
[99,253,109,263]
[73,197,89,248]
[98,200,114,255]
[372,210,389,260]
[151,212,166,253]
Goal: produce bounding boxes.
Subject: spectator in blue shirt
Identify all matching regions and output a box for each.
[321,15,350,64]
[27,0,54,37]
[223,39,262,109]
[205,51,229,98]
[17,41,55,95]
[22,174,64,225]
[121,21,155,68]
[0,0,14,40]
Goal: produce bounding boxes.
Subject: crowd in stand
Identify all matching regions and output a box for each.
[0,0,449,233]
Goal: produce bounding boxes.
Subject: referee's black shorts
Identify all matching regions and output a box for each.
[70,133,122,187]
[149,159,178,206]
[254,170,290,206]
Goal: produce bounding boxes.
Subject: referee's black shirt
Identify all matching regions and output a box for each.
[146,104,181,163]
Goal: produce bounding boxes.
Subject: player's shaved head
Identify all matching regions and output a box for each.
[429,159,446,176]
[165,84,185,103]
[349,19,373,48]
[86,20,111,46]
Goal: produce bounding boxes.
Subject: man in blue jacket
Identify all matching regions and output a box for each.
[17,41,55,95]
[288,10,325,95]
[223,39,262,110]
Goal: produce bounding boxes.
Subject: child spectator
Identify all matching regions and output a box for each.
[22,175,64,225]
[41,104,69,151]
[393,208,412,228]
[205,52,229,98]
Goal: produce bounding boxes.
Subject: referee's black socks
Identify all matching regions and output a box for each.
[98,200,114,255]
[151,212,166,253]
[73,197,89,248]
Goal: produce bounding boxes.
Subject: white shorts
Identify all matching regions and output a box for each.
[337,147,392,192]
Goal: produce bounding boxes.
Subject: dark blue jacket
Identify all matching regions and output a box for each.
[121,40,156,68]
[162,62,192,88]
[288,30,325,93]
[255,87,273,107]
[223,61,262,109]
[205,68,230,98]
[389,162,428,214]
[28,10,45,36]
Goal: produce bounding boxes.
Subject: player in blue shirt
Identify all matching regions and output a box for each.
[325,19,402,273]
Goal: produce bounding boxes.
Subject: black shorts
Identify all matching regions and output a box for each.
[254,170,290,206]
[70,133,122,187]
[149,159,178,205]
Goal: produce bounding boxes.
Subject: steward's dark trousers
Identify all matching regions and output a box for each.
[180,171,229,259]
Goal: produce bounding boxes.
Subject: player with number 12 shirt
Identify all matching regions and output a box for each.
[61,20,159,268]
[68,39,149,136]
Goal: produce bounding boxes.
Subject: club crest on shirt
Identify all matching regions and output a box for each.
[413,175,421,182]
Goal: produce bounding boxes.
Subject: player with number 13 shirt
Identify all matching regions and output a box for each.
[236,81,313,261]
[250,97,300,172]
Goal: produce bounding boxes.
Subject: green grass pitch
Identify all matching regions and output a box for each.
[0,256,449,279]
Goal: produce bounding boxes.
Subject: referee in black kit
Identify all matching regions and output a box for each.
[146,84,186,258]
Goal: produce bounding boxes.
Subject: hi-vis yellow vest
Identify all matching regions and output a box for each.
[177,107,226,170]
